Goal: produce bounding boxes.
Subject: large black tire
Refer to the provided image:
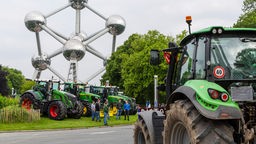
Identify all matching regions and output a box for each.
[67,101,84,119]
[134,119,153,144]
[20,93,40,110]
[47,101,67,120]
[82,101,91,117]
[163,100,235,144]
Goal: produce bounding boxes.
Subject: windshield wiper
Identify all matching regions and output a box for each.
[240,38,256,42]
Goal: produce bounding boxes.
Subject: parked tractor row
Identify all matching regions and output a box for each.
[20,80,136,120]
[20,80,83,120]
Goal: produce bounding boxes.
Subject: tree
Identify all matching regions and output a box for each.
[234,0,256,28]
[20,79,36,94]
[102,30,187,104]
[0,65,9,96]
[242,0,256,12]
[101,33,143,88]
[2,66,25,94]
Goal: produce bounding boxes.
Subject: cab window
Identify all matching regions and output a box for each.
[180,39,195,84]
[195,37,206,79]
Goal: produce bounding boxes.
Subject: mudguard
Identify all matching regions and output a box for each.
[22,90,45,101]
[138,110,165,144]
[168,84,242,120]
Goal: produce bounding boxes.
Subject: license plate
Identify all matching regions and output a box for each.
[231,86,254,101]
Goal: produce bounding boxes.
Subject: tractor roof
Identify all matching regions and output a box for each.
[180,26,256,46]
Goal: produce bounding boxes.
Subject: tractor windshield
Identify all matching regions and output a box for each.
[52,82,60,90]
[89,86,104,95]
[211,34,256,80]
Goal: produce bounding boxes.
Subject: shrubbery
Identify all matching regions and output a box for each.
[0,95,40,123]
[0,95,18,109]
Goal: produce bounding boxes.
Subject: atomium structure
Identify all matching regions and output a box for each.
[25,0,125,83]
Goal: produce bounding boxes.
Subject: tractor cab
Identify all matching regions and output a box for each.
[177,27,256,104]
[33,80,61,97]
[179,27,256,85]
[63,82,86,96]
[151,27,256,100]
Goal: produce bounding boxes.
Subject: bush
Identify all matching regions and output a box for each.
[0,95,19,109]
[0,95,40,123]
[0,106,40,123]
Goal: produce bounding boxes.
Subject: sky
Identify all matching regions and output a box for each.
[0,0,244,85]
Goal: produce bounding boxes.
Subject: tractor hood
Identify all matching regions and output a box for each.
[63,91,78,102]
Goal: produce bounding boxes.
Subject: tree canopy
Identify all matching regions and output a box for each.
[20,80,35,94]
[234,0,256,28]
[0,66,26,96]
[3,66,26,94]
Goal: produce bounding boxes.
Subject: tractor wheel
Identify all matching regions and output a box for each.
[47,101,67,120]
[20,93,40,110]
[163,100,235,144]
[82,101,91,117]
[68,101,84,119]
[134,119,153,144]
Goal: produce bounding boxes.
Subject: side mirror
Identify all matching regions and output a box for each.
[168,42,178,48]
[150,50,160,65]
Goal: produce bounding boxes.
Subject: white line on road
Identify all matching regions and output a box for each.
[90,131,115,135]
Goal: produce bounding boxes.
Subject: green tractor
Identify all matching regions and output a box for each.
[63,82,101,116]
[87,85,137,116]
[20,80,83,120]
[134,20,256,143]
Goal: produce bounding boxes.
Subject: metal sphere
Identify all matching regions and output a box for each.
[106,15,126,35]
[63,39,85,61]
[69,0,87,10]
[24,11,46,32]
[31,53,51,70]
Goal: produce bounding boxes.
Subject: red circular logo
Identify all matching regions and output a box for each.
[213,66,225,79]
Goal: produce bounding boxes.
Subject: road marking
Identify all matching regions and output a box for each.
[90,131,115,135]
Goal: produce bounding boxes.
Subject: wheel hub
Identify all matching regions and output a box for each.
[22,98,32,110]
[50,105,58,118]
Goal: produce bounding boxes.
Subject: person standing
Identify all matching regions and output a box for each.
[103,87,108,103]
[124,100,130,121]
[95,99,101,122]
[103,100,109,125]
[91,101,96,121]
[116,99,122,120]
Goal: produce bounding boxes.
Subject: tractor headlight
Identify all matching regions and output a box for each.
[211,27,224,34]
[217,28,223,34]
[212,28,217,34]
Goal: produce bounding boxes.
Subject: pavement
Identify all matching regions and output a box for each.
[0,125,134,144]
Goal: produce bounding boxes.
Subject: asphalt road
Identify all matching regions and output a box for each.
[0,125,134,144]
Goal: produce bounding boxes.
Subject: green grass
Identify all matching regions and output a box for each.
[0,114,138,132]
